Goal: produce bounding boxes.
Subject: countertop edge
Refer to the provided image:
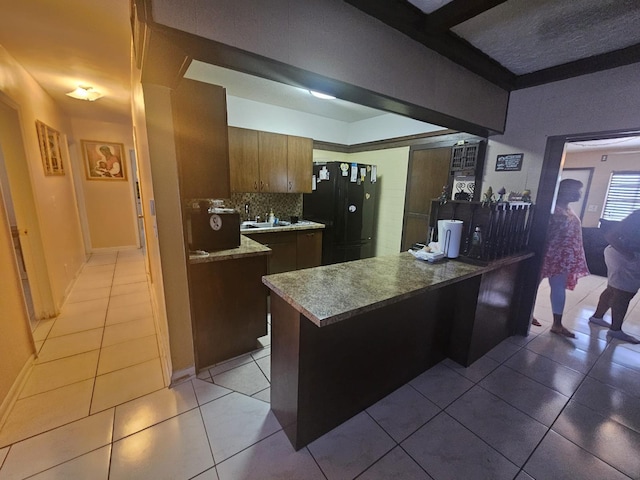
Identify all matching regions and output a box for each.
[241,222,325,234]
[189,235,271,264]
[263,251,534,327]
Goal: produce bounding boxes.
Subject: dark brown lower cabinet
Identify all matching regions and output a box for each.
[296,230,322,270]
[246,229,322,274]
[188,255,268,370]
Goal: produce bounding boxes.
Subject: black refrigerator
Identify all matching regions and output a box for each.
[303,161,377,265]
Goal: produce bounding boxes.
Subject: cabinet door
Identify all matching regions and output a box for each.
[189,256,268,369]
[296,230,322,269]
[229,127,260,192]
[258,132,288,193]
[171,79,230,199]
[246,231,298,274]
[287,135,313,193]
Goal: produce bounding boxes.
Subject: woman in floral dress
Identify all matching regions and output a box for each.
[535,179,590,337]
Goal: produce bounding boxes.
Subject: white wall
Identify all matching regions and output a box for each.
[228,96,444,145]
[483,63,640,204]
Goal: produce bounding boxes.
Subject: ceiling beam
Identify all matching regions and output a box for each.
[426,0,509,31]
[515,43,640,90]
[344,0,516,90]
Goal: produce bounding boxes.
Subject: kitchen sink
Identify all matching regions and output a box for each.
[241,221,273,229]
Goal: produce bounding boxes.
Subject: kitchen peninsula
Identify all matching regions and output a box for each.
[263,251,533,450]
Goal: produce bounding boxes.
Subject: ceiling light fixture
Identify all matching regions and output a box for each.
[65,86,103,101]
[309,90,336,100]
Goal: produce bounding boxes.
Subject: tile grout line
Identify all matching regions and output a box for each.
[513,333,631,478]
[88,252,119,419]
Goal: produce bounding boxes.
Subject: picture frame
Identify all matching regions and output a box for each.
[35,120,65,176]
[81,140,127,180]
[495,153,524,172]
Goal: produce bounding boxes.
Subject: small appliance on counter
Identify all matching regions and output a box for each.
[187,200,240,252]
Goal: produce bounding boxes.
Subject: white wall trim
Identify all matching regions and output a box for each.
[0,353,35,432]
[89,245,139,254]
[170,367,196,387]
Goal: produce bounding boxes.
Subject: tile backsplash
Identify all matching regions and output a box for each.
[226,193,303,222]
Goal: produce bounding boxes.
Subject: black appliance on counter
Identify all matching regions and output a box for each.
[303,161,377,264]
[187,201,240,252]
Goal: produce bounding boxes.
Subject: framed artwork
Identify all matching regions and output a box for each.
[495,153,524,171]
[35,120,65,176]
[81,140,127,180]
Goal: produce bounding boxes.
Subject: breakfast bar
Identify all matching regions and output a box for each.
[263,251,533,450]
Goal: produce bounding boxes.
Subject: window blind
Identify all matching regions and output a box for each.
[602,171,640,221]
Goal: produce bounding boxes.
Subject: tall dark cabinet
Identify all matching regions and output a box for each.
[449,141,486,202]
[171,78,231,199]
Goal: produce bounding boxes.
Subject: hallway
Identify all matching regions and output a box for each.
[0,251,639,479]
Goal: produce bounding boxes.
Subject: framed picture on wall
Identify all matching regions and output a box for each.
[35,120,65,176]
[81,140,127,180]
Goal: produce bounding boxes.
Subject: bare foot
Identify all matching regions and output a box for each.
[532,318,542,327]
[551,326,576,338]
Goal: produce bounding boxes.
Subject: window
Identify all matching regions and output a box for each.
[602,171,640,221]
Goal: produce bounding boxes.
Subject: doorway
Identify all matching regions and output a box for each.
[0,143,37,329]
[401,146,451,251]
[514,128,640,336]
[129,148,145,249]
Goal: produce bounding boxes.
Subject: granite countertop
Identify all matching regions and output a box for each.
[189,235,271,264]
[241,220,325,234]
[263,251,534,327]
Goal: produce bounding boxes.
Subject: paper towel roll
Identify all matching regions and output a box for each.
[441,220,463,258]
[437,220,446,253]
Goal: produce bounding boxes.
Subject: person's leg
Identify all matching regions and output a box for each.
[589,286,613,327]
[548,273,575,337]
[605,286,639,343]
[601,245,640,342]
[532,278,543,326]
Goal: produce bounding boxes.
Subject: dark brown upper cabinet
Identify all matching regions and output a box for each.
[171,79,230,200]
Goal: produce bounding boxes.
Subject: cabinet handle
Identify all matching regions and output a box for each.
[254,181,258,191]
[305,233,314,237]
[288,181,292,191]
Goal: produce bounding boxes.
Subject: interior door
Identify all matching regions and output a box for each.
[401,147,451,251]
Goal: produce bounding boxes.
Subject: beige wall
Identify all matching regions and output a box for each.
[313,147,410,257]
[70,119,138,250]
[349,148,409,256]
[564,150,640,228]
[0,46,85,409]
[0,46,85,313]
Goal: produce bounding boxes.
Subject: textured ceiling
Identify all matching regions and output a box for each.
[452,0,640,75]
[347,0,640,89]
[1,0,639,136]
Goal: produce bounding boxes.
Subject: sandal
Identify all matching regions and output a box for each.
[551,326,576,338]
[532,318,542,327]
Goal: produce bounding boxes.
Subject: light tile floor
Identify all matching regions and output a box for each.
[1,253,639,479]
